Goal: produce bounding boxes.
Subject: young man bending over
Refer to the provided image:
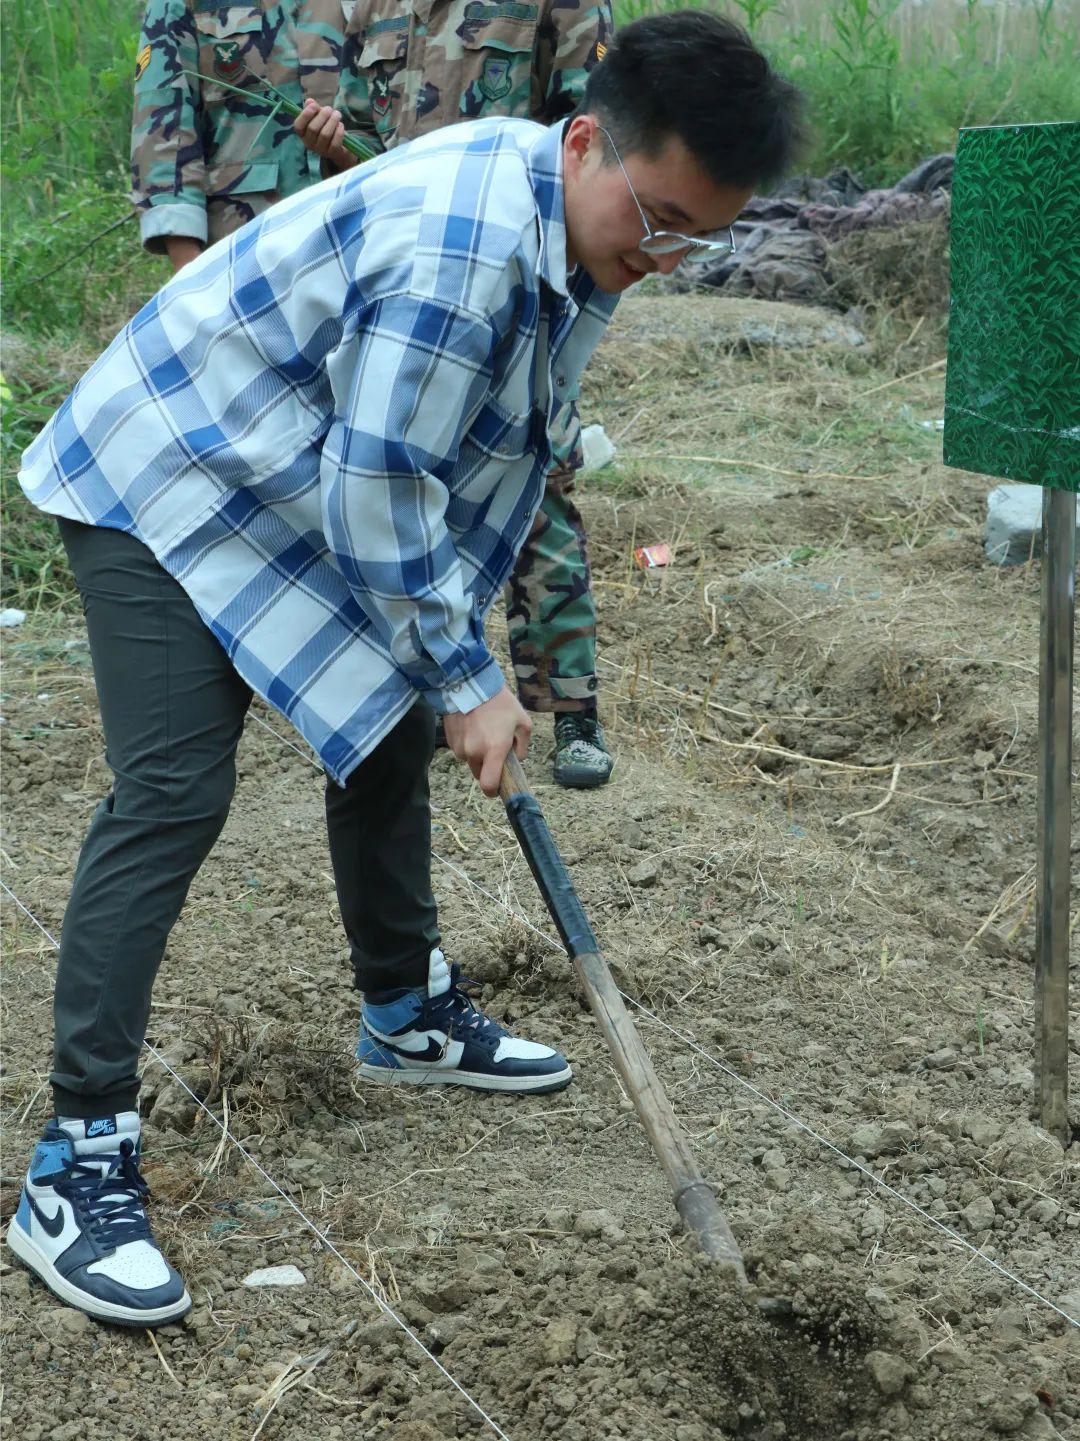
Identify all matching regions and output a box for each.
[12,13,802,1327]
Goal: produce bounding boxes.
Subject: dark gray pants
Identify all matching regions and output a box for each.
[52,519,439,1119]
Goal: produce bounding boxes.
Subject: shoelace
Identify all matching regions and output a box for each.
[554,714,603,748]
[422,966,508,1044]
[55,1139,153,1248]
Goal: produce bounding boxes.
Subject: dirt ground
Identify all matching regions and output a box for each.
[1,289,1077,1440]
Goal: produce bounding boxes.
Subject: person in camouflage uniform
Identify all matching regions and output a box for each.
[130,0,347,271]
[293,0,616,788]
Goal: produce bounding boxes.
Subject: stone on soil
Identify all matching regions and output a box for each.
[961,1196,997,1232]
[242,1264,307,1288]
[866,1350,913,1397]
[626,858,661,888]
[850,1121,915,1158]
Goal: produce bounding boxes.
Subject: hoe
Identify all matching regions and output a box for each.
[499,754,748,1284]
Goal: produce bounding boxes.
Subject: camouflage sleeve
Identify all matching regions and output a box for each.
[332,17,381,151]
[549,393,583,473]
[535,0,613,123]
[130,0,208,251]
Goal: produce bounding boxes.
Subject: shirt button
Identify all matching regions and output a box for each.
[477,593,489,606]
[556,374,567,389]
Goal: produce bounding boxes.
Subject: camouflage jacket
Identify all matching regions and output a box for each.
[336,0,613,151]
[131,0,348,251]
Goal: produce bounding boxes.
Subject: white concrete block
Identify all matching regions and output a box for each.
[984,483,1064,566]
[242,1264,307,1288]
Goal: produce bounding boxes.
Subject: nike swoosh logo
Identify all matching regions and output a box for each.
[27,1192,67,1239]
[387,1038,446,1063]
[366,1033,447,1064]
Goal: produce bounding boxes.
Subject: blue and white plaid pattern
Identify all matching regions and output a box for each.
[19,119,618,783]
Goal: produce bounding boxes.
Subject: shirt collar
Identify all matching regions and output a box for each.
[525,121,572,299]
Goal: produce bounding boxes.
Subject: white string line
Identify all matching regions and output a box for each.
[207,714,1080,1325]
[428,856,1079,1328]
[0,879,515,1441]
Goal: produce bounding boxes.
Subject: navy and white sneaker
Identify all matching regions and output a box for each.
[358,948,572,1094]
[6,1112,190,1327]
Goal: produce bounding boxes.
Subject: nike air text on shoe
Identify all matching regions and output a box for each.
[552,713,614,789]
[358,948,572,1094]
[6,1112,190,1326]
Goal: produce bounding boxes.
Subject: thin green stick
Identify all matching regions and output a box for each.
[179,68,379,163]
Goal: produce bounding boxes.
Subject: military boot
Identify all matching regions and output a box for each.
[552,712,614,789]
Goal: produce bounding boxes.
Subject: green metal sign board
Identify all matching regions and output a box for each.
[943,120,1079,492]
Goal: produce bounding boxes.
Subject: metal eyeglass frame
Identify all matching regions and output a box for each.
[596,125,736,265]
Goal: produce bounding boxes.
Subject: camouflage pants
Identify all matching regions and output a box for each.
[505,466,597,714]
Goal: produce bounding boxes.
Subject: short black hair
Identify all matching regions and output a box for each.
[578,11,805,191]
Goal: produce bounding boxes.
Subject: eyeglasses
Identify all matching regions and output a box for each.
[597,126,736,266]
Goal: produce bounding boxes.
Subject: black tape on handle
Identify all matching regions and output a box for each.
[504,793,598,959]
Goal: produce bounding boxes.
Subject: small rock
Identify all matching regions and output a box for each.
[987,1388,1038,1434]
[961,1116,1003,1149]
[574,1208,625,1243]
[575,1326,599,1360]
[850,1121,915,1158]
[990,1121,1066,1180]
[541,1316,579,1365]
[626,858,661,888]
[56,1308,93,1336]
[864,1286,895,1322]
[962,1196,996,1232]
[924,1047,958,1070]
[866,1350,913,1396]
[931,1343,969,1372]
[416,1277,472,1313]
[49,1425,84,1441]
[1027,1197,1060,1226]
[425,1315,467,1352]
[0,608,26,628]
[242,1265,307,1288]
[1021,1412,1065,1439]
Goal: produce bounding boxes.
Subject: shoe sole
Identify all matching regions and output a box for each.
[6,1221,191,1328]
[553,769,612,789]
[357,1062,573,1094]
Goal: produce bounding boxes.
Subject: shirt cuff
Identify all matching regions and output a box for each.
[422,653,506,715]
[138,202,209,252]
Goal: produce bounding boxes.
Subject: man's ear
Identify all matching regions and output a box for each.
[562,114,598,184]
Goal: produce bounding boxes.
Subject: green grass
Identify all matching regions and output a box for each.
[1,0,1077,606]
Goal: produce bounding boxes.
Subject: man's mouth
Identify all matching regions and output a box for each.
[617,255,650,284]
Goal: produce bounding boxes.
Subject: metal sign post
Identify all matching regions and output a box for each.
[1035,487,1076,1140]
[943,121,1078,1146]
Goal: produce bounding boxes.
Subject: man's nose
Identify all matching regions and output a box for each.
[653,248,686,275]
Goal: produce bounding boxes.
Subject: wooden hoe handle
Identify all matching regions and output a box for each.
[499,755,747,1282]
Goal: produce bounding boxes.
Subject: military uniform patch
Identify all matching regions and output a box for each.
[594,41,607,63]
[478,56,513,102]
[213,40,245,82]
[371,72,392,115]
[135,44,152,81]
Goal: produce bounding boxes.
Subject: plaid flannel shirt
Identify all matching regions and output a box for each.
[19,118,617,783]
